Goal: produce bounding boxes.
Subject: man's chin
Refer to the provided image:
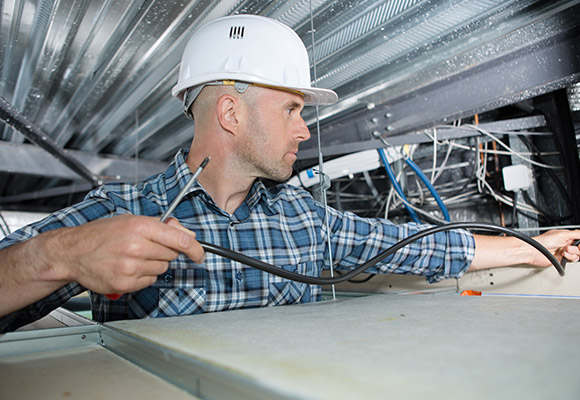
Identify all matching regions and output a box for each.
[260,169,293,183]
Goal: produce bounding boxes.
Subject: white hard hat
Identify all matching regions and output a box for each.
[172,14,338,118]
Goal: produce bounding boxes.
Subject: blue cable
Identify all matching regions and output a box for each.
[404,157,451,222]
[377,148,421,223]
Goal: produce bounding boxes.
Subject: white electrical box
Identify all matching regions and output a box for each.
[502,164,532,191]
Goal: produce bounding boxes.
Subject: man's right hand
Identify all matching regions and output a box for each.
[0,215,205,316]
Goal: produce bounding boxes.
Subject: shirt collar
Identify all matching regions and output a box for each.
[248,180,279,215]
[168,149,278,215]
[167,149,207,198]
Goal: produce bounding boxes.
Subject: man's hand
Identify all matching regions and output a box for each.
[526,229,580,267]
[470,229,580,272]
[55,215,205,295]
[0,215,205,316]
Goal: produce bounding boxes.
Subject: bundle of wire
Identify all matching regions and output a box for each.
[425,124,570,225]
[349,124,576,228]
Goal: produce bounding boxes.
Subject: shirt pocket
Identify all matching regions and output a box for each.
[268,260,317,306]
[154,264,207,317]
[158,288,206,317]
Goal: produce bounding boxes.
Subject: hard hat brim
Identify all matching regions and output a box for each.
[300,87,339,106]
[172,77,338,106]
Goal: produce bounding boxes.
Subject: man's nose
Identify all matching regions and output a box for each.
[296,117,311,142]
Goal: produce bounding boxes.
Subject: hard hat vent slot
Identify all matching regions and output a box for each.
[229,26,245,39]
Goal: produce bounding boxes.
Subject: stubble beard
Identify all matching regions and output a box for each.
[242,112,294,182]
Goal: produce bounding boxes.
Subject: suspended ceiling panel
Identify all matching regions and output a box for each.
[0,0,579,209]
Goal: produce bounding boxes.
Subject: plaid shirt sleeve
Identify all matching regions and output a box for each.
[0,175,173,332]
[0,194,120,332]
[316,202,475,283]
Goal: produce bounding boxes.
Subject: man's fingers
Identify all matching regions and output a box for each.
[152,218,206,264]
[563,242,580,263]
[145,218,195,249]
[105,260,171,294]
[126,240,180,263]
[137,259,173,277]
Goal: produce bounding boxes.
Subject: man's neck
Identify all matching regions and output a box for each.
[186,149,255,215]
[203,180,254,215]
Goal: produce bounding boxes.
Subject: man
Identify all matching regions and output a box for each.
[1,15,579,332]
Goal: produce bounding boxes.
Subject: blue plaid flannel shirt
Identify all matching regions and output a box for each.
[0,149,475,331]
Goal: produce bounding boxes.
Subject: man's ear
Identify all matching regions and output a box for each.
[216,94,240,136]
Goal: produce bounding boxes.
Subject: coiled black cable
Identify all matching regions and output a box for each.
[199,222,565,285]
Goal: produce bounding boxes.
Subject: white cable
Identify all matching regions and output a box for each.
[413,175,424,206]
[384,187,394,220]
[420,189,482,206]
[432,125,554,136]
[384,169,402,220]
[418,160,473,176]
[475,138,486,195]
[426,126,563,168]
[465,125,562,169]
[440,190,484,204]
[391,188,448,224]
[450,142,558,157]
[432,140,455,184]
[477,175,542,215]
[430,127,437,183]
[424,130,446,146]
[515,225,580,232]
[427,136,558,157]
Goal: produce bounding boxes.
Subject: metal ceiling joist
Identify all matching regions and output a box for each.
[0,141,166,183]
[0,95,101,185]
[298,115,549,159]
[0,183,93,204]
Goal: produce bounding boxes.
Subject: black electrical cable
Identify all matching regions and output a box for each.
[199,222,565,285]
[334,269,377,284]
[346,273,376,284]
[0,96,101,186]
[517,134,573,210]
[511,204,548,225]
[0,212,10,236]
[512,191,519,228]
[562,239,580,269]
[294,168,307,188]
[521,190,572,224]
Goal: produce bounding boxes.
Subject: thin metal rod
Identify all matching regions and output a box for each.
[309,0,336,300]
[0,95,101,186]
[160,157,210,223]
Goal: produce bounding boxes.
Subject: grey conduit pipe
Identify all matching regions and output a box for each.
[0,95,101,187]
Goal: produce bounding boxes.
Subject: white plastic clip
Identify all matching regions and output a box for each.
[312,169,331,203]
